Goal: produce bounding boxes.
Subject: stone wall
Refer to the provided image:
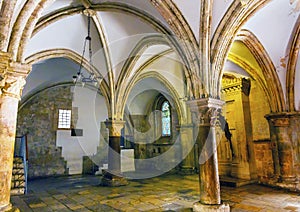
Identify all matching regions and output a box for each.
[253,141,275,183]
[128,108,180,172]
[17,85,70,179]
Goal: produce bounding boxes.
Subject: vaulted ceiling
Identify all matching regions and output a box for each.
[6,0,300,114]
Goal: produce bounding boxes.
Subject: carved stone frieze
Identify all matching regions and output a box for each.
[187,98,224,127]
[222,77,251,96]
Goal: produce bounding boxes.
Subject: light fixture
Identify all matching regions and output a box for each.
[73,14,102,86]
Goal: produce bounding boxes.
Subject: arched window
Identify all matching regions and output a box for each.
[161,101,171,136]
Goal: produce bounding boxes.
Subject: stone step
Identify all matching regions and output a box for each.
[12,169,24,175]
[13,163,24,169]
[13,157,23,163]
[10,187,25,196]
[11,174,25,181]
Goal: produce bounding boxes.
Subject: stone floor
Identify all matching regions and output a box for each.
[10,174,300,212]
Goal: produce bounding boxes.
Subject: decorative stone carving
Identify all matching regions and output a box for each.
[105,120,125,137]
[222,77,251,96]
[1,75,26,99]
[187,98,224,127]
[83,8,97,17]
[0,60,30,99]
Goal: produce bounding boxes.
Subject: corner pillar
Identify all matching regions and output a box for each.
[265,112,300,190]
[100,120,128,186]
[0,53,30,211]
[187,98,229,211]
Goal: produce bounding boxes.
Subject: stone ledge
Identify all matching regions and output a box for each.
[193,202,230,212]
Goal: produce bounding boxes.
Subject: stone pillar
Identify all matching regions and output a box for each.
[101,119,128,186]
[188,98,230,212]
[265,112,300,191]
[179,124,196,174]
[0,53,30,211]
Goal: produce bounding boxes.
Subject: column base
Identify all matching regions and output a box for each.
[179,166,196,175]
[100,170,128,187]
[193,202,230,212]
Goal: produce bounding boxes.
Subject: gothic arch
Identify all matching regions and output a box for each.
[115,34,194,110]
[286,15,300,111]
[211,0,272,97]
[8,0,200,99]
[118,71,186,125]
[234,29,285,112]
[25,48,112,117]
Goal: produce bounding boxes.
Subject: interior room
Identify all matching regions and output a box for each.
[0,0,300,211]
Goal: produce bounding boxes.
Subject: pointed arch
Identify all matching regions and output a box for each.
[115,34,194,110]
[234,29,285,112]
[286,15,300,111]
[119,71,186,125]
[211,0,272,98]
[8,0,55,61]
[25,48,112,117]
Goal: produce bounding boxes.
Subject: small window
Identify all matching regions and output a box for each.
[58,109,71,129]
[161,101,171,136]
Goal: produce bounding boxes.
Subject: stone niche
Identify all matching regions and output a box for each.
[218,75,272,183]
[16,86,71,179]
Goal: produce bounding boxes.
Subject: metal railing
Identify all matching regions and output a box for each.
[14,135,28,194]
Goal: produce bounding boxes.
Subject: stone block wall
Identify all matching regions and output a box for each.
[16,85,71,179]
[253,141,275,183]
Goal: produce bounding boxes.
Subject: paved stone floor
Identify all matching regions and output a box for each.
[11,174,300,212]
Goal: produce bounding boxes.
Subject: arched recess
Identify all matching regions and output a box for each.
[286,15,300,111]
[119,71,186,126]
[115,34,194,110]
[234,29,285,112]
[227,53,273,112]
[25,48,112,117]
[211,0,272,97]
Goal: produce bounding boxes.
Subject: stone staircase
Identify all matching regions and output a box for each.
[11,157,26,195]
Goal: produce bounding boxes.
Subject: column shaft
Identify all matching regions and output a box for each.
[198,125,220,204]
[101,120,128,186]
[0,96,19,211]
[108,136,121,172]
[188,98,230,211]
[0,56,29,211]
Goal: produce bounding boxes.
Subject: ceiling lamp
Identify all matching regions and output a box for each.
[73,14,102,86]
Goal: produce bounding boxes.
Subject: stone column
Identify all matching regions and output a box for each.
[101,119,128,186]
[179,124,196,174]
[0,53,29,211]
[188,98,230,212]
[265,112,300,190]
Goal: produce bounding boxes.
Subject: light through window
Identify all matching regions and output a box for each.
[162,101,171,136]
[58,109,71,129]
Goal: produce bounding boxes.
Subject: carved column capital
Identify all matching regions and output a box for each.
[105,119,125,137]
[83,8,97,17]
[187,98,224,126]
[265,112,300,127]
[0,61,30,99]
